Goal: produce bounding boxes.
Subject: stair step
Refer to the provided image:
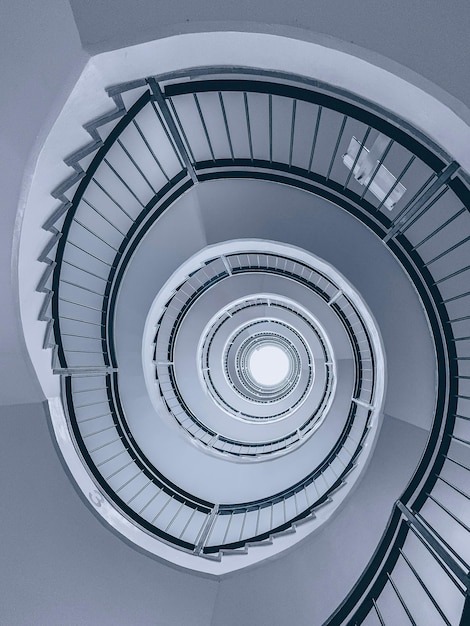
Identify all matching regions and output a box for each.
[221,546,249,556]
[312,497,333,511]
[200,552,221,562]
[272,526,296,538]
[246,538,274,548]
[292,512,316,528]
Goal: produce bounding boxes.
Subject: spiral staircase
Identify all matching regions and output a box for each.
[19,62,468,624]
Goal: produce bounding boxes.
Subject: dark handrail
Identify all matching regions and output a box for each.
[43,71,467,597]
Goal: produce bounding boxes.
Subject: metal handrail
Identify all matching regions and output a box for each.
[38,70,468,611]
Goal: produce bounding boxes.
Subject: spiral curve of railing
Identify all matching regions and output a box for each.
[37,68,470,624]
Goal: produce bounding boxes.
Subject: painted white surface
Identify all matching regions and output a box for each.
[0,0,86,405]
[0,401,219,624]
[68,0,470,122]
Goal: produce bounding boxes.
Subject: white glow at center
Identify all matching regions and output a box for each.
[248,345,290,387]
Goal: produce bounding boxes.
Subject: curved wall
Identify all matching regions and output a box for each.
[1,0,86,405]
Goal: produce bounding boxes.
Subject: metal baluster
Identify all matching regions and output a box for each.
[255,506,261,536]
[77,412,112,425]
[239,510,247,542]
[89,436,122,454]
[413,207,466,249]
[63,259,109,282]
[116,470,141,494]
[400,187,448,235]
[376,155,415,211]
[61,278,107,297]
[62,332,102,341]
[60,315,103,327]
[66,240,113,267]
[116,138,158,193]
[372,598,386,626]
[218,92,234,160]
[75,399,109,409]
[73,218,119,251]
[104,459,133,480]
[326,115,347,181]
[103,158,146,208]
[222,512,234,544]
[138,487,163,515]
[81,197,127,236]
[165,500,186,532]
[243,92,253,162]
[59,297,102,312]
[360,139,394,200]
[268,94,273,163]
[344,126,371,189]
[193,93,215,162]
[132,118,170,181]
[126,480,152,505]
[435,263,470,285]
[426,492,470,533]
[399,548,452,626]
[289,99,297,168]
[387,573,418,626]
[446,456,470,473]
[92,177,136,220]
[151,495,173,524]
[308,105,322,172]
[179,506,197,540]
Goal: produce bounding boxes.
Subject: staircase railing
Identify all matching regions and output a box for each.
[38,68,469,619]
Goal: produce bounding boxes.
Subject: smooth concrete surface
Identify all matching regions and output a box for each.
[0,402,219,626]
[0,0,87,405]
[210,413,428,626]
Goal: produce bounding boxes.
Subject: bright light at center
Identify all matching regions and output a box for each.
[248,344,290,387]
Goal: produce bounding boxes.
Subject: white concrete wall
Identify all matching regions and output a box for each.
[0,1,87,405]
[0,402,219,626]
[69,0,470,118]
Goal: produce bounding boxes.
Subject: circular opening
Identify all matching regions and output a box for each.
[247,343,290,387]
